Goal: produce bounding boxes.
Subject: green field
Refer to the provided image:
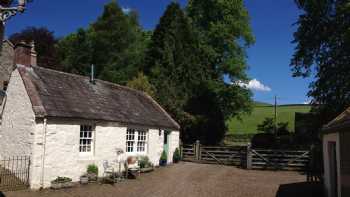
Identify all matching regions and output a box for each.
[227,104,311,134]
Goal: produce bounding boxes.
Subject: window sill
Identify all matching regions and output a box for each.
[125,152,147,157]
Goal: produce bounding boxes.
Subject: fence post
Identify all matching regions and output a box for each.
[179,140,183,160]
[246,143,252,169]
[195,140,201,161]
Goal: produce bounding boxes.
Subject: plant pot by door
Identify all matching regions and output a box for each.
[159,159,167,166]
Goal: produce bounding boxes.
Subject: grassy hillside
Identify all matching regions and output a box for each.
[227,104,311,134]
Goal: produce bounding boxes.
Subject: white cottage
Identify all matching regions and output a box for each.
[322,107,350,197]
[0,42,180,189]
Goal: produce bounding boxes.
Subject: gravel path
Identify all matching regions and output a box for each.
[3,162,319,197]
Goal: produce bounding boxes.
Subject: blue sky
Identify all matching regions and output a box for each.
[4,0,312,105]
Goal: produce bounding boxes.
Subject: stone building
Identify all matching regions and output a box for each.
[0,42,180,189]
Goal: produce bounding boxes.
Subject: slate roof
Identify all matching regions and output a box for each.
[323,107,350,133]
[17,65,180,130]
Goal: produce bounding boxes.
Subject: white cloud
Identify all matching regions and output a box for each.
[122,7,131,14]
[237,79,271,92]
[303,100,312,104]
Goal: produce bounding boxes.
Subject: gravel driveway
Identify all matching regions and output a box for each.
[2,162,322,197]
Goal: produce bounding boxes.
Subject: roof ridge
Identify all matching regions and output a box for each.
[325,106,350,128]
[3,39,14,47]
[32,66,145,95]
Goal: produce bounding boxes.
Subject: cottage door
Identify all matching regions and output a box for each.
[163,131,170,161]
[328,142,338,197]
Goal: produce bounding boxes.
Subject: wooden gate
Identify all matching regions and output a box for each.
[249,148,310,171]
[200,145,246,166]
[181,143,196,161]
[181,141,310,171]
[0,156,30,191]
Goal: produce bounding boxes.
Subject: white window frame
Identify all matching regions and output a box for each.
[126,128,148,154]
[126,129,135,153]
[79,125,94,156]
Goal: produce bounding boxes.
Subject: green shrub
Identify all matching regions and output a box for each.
[173,148,181,163]
[87,164,98,175]
[160,150,167,162]
[51,176,72,183]
[139,156,152,168]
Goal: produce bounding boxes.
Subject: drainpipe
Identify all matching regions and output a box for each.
[40,118,47,188]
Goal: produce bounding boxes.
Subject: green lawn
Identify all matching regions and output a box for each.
[227,104,311,134]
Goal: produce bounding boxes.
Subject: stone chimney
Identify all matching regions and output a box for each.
[14,41,37,67]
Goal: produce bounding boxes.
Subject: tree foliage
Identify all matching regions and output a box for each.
[292,0,350,125]
[187,0,255,81]
[9,26,60,69]
[144,2,254,145]
[257,117,290,135]
[57,1,147,84]
[126,72,155,97]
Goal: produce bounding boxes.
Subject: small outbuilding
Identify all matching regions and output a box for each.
[0,42,180,189]
[322,107,350,197]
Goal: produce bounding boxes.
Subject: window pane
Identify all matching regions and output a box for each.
[79,125,94,153]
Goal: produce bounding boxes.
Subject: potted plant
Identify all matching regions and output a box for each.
[173,148,181,163]
[139,156,154,173]
[159,150,168,166]
[80,174,89,185]
[51,176,73,189]
[87,164,98,182]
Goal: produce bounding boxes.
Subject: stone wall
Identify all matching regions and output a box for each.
[0,69,36,158]
[32,119,180,189]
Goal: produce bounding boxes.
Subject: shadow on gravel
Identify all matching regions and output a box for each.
[275,182,324,197]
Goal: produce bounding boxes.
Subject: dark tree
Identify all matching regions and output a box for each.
[145,2,210,142]
[292,0,350,126]
[57,1,147,84]
[257,117,290,135]
[9,26,60,69]
[145,2,253,145]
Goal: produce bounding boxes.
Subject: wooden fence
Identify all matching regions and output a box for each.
[181,141,310,171]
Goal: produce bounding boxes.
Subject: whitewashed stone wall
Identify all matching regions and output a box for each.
[0,69,36,159]
[168,131,180,163]
[148,129,164,165]
[33,121,180,189]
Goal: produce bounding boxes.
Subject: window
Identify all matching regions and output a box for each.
[79,125,93,153]
[126,129,135,153]
[126,128,147,153]
[137,131,147,152]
